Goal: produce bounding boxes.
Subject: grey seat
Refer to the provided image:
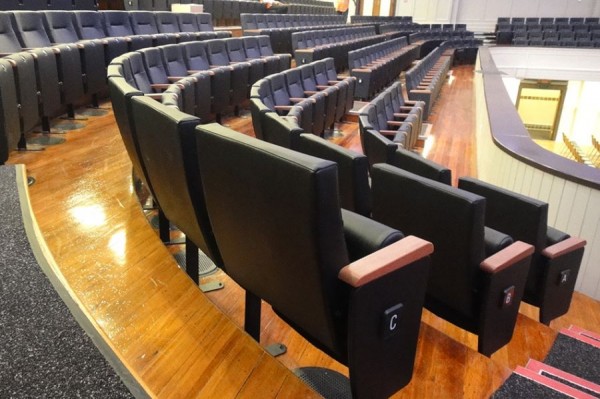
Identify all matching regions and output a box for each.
[0,59,22,164]
[73,10,129,64]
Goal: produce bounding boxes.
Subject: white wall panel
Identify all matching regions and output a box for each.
[475,53,600,300]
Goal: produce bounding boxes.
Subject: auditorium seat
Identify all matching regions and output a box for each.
[226,37,264,86]
[102,10,154,51]
[196,122,432,398]
[128,10,176,46]
[159,44,212,121]
[130,95,224,285]
[371,165,534,356]
[22,0,48,10]
[0,0,21,11]
[0,59,22,164]
[457,177,587,325]
[181,41,231,118]
[0,12,25,54]
[73,10,129,64]
[43,10,107,106]
[296,133,372,216]
[49,0,75,10]
[154,11,196,42]
[242,36,280,76]
[74,0,98,10]
[268,74,314,133]
[26,48,63,133]
[12,11,86,119]
[283,68,326,135]
[258,110,303,149]
[299,63,337,131]
[205,39,249,110]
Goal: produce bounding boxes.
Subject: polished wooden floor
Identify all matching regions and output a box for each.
[7,64,600,398]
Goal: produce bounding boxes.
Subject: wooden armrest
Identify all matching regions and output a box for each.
[151,83,171,89]
[405,101,421,105]
[304,90,320,96]
[480,241,534,273]
[411,89,432,94]
[380,129,400,137]
[168,76,185,82]
[387,121,406,127]
[316,85,330,90]
[393,113,410,118]
[189,69,214,75]
[339,236,433,287]
[289,97,307,103]
[274,105,292,111]
[542,237,586,259]
[145,93,163,100]
[328,80,340,85]
[352,68,373,73]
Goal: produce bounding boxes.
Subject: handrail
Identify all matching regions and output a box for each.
[478,46,600,190]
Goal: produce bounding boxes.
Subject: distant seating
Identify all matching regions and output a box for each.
[348,37,420,99]
[250,58,355,138]
[196,122,433,398]
[358,82,424,151]
[241,13,346,53]
[292,26,383,70]
[405,46,452,120]
[458,177,587,325]
[371,165,534,356]
[497,17,600,47]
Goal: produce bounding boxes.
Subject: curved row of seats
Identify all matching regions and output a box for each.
[250,57,355,137]
[0,0,97,11]
[108,40,587,397]
[241,13,346,53]
[292,26,384,71]
[108,35,290,123]
[0,9,230,165]
[497,18,600,45]
[405,46,452,120]
[351,15,413,24]
[349,37,420,100]
[357,81,424,151]
[246,68,584,359]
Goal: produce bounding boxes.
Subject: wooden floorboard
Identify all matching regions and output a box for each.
[6,63,600,398]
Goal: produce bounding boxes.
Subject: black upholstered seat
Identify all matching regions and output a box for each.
[0,59,22,164]
[196,123,432,398]
[130,96,224,283]
[458,177,587,325]
[371,165,534,356]
[205,39,249,109]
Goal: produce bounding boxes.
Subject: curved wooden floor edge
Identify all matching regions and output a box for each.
[12,164,148,398]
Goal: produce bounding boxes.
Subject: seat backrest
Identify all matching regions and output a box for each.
[196,123,349,354]
[49,0,75,10]
[73,10,106,39]
[205,39,230,66]
[160,44,188,77]
[297,133,372,216]
[371,164,486,320]
[457,177,548,255]
[225,37,247,62]
[138,47,168,84]
[126,51,154,93]
[257,35,275,56]
[129,11,159,35]
[359,126,396,169]
[242,36,262,59]
[43,11,81,43]
[182,41,210,71]
[312,61,329,86]
[5,51,39,134]
[22,0,48,10]
[388,148,451,185]
[260,111,303,149]
[0,1,21,11]
[283,68,305,98]
[196,13,213,32]
[102,10,136,37]
[11,11,53,48]
[0,60,21,164]
[269,74,291,106]
[74,0,98,10]
[154,11,179,33]
[176,12,199,32]
[0,12,24,53]
[299,64,318,91]
[131,96,223,266]
[107,75,149,191]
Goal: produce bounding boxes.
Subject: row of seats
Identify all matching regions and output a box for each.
[498,17,599,24]
[249,73,586,360]
[250,57,355,137]
[349,37,419,100]
[405,46,452,120]
[497,21,600,44]
[109,36,290,122]
[241,13,346,53]
[0,0,97,10]
[512,37,600,48]
[109,73,434,397]
[109,52,586,398]
[351,15,413,24]
[512,31,600,40]
[292,26,382,71]
[357,82,424,151]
